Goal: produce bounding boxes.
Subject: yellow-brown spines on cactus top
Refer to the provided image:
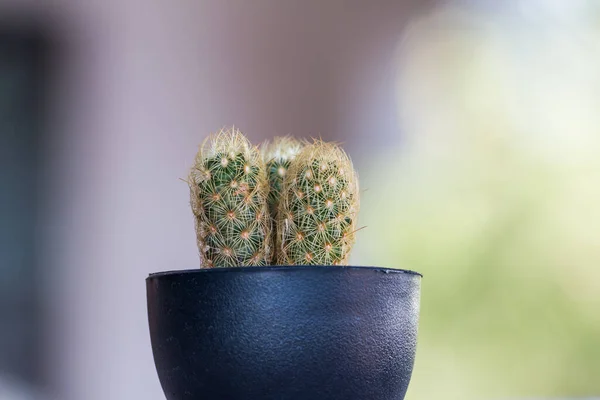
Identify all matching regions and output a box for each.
[188,127,272,268]
[278,140,360,265]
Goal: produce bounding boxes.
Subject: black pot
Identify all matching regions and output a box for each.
[147,266,422,400]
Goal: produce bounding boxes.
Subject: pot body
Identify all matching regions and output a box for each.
[147,266,421,400]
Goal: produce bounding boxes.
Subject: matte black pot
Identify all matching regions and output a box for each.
[147,266,422,400]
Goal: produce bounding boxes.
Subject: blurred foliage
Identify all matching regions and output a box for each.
[354,1,600,399]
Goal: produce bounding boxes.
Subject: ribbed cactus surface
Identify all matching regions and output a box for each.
[188,128,272,268]
[278,140,360,265]
[262,137,304,217]
[261,137,304,262]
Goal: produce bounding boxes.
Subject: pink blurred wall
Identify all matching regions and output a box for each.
[1,0,432,398]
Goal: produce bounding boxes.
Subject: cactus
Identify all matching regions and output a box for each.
[261,137,304,262]
[188,127,272,268]
[278,140,360,265]
[262,137,304,216]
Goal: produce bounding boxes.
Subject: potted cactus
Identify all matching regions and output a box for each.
[146,128,422,400]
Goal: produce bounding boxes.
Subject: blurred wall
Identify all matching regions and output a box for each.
[0,0,432,399]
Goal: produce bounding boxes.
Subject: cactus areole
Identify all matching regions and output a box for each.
[148,127,422,400]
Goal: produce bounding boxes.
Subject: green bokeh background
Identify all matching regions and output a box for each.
[353,2,600,398]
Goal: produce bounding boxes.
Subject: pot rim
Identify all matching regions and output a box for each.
[147,265,422,280]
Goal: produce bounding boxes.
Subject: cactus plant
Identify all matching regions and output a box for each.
[188,127,272,268]
[261,137,304,262]
[278,140,360,265]
[262,137,304,216]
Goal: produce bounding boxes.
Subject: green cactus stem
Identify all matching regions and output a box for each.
[278,140,360,265]
[261,137,304,262]
[188,127,272,268]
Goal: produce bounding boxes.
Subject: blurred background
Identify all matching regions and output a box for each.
[0,0,598,399]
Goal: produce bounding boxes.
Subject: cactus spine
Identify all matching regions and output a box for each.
[278,140,360,265]
[188,127,272,268]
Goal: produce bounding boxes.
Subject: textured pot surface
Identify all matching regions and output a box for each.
[147,266,421,400]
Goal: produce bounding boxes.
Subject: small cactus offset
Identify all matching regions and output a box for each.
[188,127,272,268]
[278,140,360,265]
[261,137,304,262]
[262,137,304,216]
